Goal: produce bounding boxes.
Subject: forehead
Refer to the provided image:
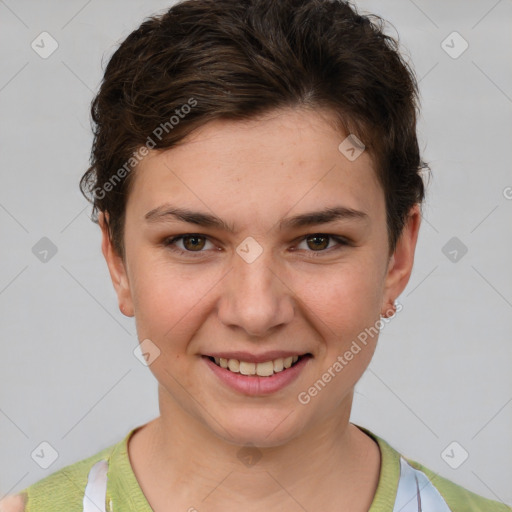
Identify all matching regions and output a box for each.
[127,108,383,225]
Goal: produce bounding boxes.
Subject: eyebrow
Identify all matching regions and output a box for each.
[144,203,370,232]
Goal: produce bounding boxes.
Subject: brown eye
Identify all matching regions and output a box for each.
[163,234,213,255]
[305,234,330,251]
[294,233,349,257]
[181,235,206,251]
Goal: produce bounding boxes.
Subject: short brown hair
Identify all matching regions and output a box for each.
[80,0,430,259]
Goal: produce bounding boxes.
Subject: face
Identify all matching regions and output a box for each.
[101,107,420,447]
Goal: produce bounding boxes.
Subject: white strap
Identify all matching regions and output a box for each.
[393,456,452,511]
[83,459,109,512]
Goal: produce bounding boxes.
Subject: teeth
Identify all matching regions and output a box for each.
[228,359,240,372]
[256,360,274,377]
[239,361,256,375]
[273,358,284,372]
[210,354,305,377]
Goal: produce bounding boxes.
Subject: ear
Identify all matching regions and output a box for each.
[99,211,134,317]
[381,203,422,313]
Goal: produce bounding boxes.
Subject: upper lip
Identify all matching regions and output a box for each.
[203,351,311,363]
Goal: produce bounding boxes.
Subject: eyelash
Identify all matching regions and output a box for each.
[162,233,350,259]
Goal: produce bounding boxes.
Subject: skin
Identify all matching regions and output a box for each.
[0,494,26,512]
[97,107,421,512]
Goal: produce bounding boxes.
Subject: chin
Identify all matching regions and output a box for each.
[209,408,303,449]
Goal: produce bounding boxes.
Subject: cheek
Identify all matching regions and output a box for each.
[128,244,384,350]
[129,257,222,341]
[296,267,381,400]
[297,261,382,334]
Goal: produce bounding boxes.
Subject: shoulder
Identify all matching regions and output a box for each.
[15,440,118,512]
[360,425,511,512]
[404,456,512,512]
[0,493,26,512]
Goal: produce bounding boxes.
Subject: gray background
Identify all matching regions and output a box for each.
[1,0,511,506]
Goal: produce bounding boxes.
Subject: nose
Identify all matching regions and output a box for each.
[217,247,295,337]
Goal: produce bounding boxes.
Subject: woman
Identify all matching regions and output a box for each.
[3,0,509,510]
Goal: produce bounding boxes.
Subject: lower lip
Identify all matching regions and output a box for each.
[203,355,311,396]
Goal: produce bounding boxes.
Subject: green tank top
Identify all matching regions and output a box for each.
[18,424,511,511]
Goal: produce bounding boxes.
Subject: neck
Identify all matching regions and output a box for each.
[128,387,380,512]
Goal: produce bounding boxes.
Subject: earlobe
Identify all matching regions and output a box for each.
[98,212,135,317]
[381,204,422,315]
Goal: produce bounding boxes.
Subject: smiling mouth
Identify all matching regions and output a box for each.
[205,354,312,377]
